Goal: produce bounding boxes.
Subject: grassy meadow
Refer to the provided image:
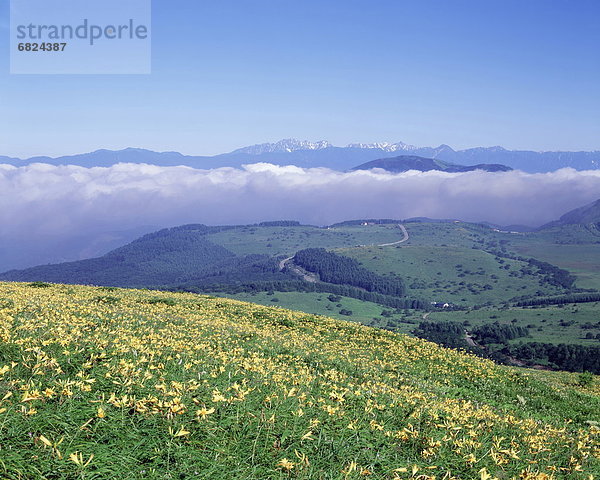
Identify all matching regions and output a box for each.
[0,282,598,479]
[509,243,600,291]
[424,302,600,347]
[337,244,564,306]
[216,291,391,324]
[205,225,405,257]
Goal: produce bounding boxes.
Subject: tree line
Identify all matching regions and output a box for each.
[412,321,472,350]
[471,322,528,344]
[508,342,600,374]
[482,245,576,291]
[515,293,600,307]
[185,279,427,310]
[293,248,406,297]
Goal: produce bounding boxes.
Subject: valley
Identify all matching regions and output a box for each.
[2,200,599,374]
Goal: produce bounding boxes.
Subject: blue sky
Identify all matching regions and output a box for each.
[0,0,599,157]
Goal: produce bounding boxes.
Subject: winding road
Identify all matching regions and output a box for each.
[278,223,409,272]
[378,224,409,247]
[278,256,294,271]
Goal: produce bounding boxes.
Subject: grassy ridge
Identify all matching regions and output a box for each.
[0,282,598,479]
[216,291,399,326]
[204,225,404,257]
[338,244,564,306]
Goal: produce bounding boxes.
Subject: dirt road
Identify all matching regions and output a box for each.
[278,256,294,271]
[378,224,409,247]
[278,223,409,274]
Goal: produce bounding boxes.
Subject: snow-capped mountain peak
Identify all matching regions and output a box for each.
[232,139,422,155]
[346,142,417,152]
[232,139,333,155]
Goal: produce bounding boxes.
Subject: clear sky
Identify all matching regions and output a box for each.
[0,0,599,158]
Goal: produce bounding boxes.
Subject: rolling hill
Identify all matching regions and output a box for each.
[0,282,597,478]
[540,198,600,229]
[0,225,287,288]
[0,220,570,308]
[0,223,429,313]
[2,209,600,373]
[0,215,591,311]
[0,225,157,272]
[350,155,513,173]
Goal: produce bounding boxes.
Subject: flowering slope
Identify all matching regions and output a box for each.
[0,282,598,479]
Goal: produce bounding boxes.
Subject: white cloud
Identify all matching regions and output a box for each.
[0,163,599,240]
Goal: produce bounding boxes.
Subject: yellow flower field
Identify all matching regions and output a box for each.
[0,282,598,479]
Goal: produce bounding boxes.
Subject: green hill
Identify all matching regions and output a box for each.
[0,225,286,288]
[0,282,598,479]
[3,219,600,373]
[350,155,513,173]
[0,224,407,287]
[540,199,600,229]
[0,221,575,306]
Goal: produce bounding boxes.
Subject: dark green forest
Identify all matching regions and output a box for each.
[293,248,406,296]
[508,342,600,374]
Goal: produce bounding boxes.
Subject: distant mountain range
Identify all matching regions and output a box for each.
[232,139,418,154]
[2,139,600,173]
[351,155,513,173]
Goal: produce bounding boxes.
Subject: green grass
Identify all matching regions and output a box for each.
[510,243,600,290]
[500,224,600,289]
[213,291,418,335]
[423,302,600,346]
[513,224,600,245]
[337,244,564,306]
[210,221,600,357]
[0,282,598,479]
[399,221,489,247]
[205,225,405,257]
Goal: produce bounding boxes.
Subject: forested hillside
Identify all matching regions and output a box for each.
[293,248,406,296]
[0,226,286,288]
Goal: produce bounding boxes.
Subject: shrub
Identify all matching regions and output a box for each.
[145,297,177,306]
[578,371,594,387]
[28,282,52,288]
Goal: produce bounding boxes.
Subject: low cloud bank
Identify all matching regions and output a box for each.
[0,162,599,239]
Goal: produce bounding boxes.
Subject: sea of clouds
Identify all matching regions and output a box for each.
[1,162,599,239]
